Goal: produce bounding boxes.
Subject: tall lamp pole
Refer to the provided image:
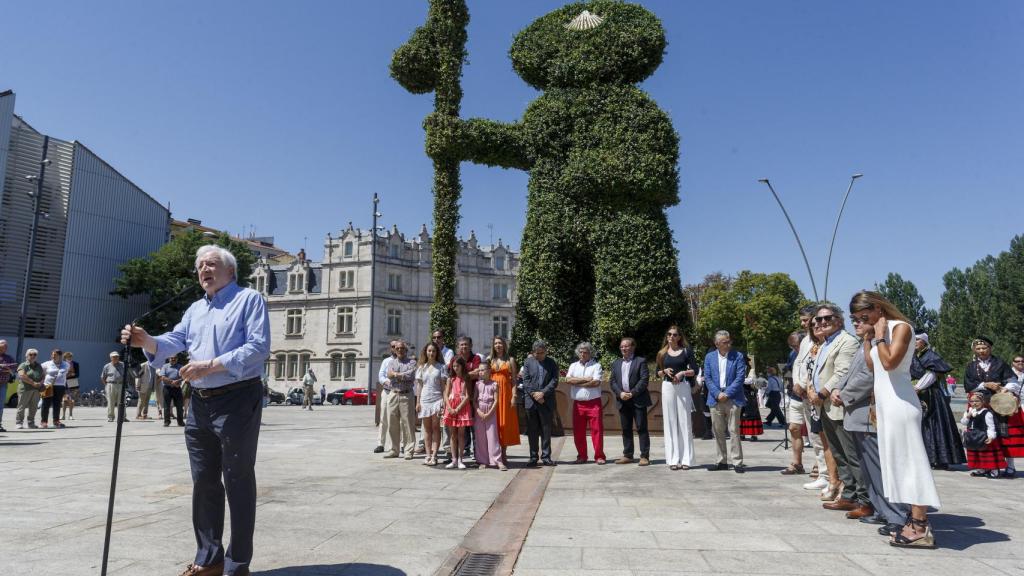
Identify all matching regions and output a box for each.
[823,174,863,301]
[759,178,819,301]
[15,136,51,362]
[368,194,381,423]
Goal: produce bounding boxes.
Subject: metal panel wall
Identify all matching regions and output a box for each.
[0,117,74,338]
[54,144,169,341]
[0,91,14,224]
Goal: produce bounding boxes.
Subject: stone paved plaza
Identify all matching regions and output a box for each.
[2,403,1023,576]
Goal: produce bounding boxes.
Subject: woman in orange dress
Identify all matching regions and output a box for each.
[489,336,520,466]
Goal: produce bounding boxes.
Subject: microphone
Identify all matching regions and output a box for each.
[130,283,197,326]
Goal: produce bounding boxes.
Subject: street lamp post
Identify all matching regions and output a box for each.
[368,194,382,424]
[823,174,863,301]
[759,178,819,301]
[15,136,51,362]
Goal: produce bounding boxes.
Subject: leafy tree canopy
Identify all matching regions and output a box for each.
[112,230,256,334]
[875,272,938,334]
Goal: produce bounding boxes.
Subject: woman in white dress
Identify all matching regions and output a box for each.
[850,291,940,548]
[416,342,448,466]
[656,326,699,470]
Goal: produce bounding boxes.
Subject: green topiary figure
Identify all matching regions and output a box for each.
[413,0,684,362]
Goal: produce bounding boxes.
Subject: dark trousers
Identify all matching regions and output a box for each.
[41,386,66,423]
[525,401,553,460]
[164,386,185,425]
[618,400,650,458]
[821,416,868,505]
[765,391,786,425]
[186,382,262,575]
[852,430,909,524]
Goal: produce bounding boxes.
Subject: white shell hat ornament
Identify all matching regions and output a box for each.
[565,10,604,31]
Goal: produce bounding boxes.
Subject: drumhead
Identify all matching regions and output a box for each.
[991,391,1018,416]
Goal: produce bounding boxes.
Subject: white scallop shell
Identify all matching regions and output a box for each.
[565,10,604,31]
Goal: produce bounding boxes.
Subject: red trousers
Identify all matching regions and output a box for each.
[573,398,606,460]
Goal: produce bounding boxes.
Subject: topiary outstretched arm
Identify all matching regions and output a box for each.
[425,114,532,171]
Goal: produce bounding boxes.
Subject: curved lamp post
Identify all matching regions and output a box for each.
[823,174,862,301]
[758,178,819,301]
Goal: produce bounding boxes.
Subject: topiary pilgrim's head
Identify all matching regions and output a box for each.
[510,1,666,90]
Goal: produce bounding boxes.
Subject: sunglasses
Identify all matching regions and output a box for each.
[666,332,679,337]
[813,315,835,324]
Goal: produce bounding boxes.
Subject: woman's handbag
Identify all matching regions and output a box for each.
[41,383,54,398]
[963,428,989,451]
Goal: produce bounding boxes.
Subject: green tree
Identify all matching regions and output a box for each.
[391,0,469,340]
[112,229,256,334]
[694,271,805,369]
[875,272,938,333]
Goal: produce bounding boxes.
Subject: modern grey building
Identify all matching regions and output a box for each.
[252,223,518,394]
[0,90,169,391]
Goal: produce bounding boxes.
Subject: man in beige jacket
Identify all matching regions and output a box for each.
[807,303,865,514]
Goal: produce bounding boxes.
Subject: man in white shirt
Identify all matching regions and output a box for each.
[564,342,605,464]
[373,340,398,453]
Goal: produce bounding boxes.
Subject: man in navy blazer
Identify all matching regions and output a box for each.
[703,330,747,472]
[609,337,651,466]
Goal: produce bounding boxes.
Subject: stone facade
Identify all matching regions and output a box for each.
[253,223,518,394]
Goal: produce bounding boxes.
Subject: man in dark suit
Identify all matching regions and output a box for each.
[609,337,651,466]
[521,340,559,466]
[703,330,747,472]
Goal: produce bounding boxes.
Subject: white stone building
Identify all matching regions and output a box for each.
[253,223,518,394]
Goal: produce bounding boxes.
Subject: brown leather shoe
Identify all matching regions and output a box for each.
[845,505,875,519]
[179,562,224,576]
[615,457,635,464]
[638,457,650,466]
[823,498,858,511]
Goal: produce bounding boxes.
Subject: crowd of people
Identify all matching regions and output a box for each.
[370,291,1023,551]
[0,341,196,431]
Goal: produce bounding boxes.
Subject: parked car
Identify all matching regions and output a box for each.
[325,388,350,405]
[340,388,376,406]
[287,386,322,405]
[267,388,287,405]
[5,386,17,408]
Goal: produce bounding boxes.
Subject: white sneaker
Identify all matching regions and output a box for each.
[803,477,829,490]
[445,461,456,469]
[16,423,24,429]
[457,461,467,470]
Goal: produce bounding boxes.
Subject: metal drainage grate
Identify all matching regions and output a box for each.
[453,552,503,576]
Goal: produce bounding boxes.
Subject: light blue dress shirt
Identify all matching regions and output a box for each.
[148,282,270,389]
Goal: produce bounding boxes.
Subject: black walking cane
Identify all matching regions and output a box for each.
[101,284,195,576]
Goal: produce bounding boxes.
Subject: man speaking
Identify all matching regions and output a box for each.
[122,245,270,576]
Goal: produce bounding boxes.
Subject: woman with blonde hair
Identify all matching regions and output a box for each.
[850,290,939,548]
[656,326,700,470]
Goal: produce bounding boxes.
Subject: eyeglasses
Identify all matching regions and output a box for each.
[666,332,679,337]
[813,315,835,324]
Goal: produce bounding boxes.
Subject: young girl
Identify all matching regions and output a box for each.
[473,364,504,470]
[416,342,447,466]
[961,391,1004,479]
[443,357,473,469]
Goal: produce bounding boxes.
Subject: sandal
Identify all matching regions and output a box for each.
[781,464,805,475]
[809,465,819,479]
[669,465,680,471]
[890,518,935,549]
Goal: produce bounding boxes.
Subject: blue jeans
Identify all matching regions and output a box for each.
[185,381,262,575]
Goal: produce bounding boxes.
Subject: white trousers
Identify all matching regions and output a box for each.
[662,380,695,466]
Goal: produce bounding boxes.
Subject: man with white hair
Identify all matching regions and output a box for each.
[703,330,747,472]
[101,351,128,423]
[122,244,270,576]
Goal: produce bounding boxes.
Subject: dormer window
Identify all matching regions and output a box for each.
[344,241,354,258]
[288,273,305,293]
[389,244,400,258]
[495,255,505,271]
[255,276,266,293]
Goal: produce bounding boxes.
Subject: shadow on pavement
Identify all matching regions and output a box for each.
[930,513,1010,551]
[254,564,406,576]
[0,441,45,446]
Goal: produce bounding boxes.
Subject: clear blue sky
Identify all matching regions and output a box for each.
[4,1,1022,309]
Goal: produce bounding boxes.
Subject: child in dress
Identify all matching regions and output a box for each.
[443,357,473,469]
[473,364,504,470]
[961,391,1004,479]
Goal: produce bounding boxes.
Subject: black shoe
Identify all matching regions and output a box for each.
[701,433,714,440]
[0,426,6,432]
[859,515,887,525]
[163,421,170,427]
[1002,468,1017,479]
[750,436,758,442]
[177,421,185,427]
[373,445,384,454]
[527,459,539,468]
[879,523,902,536]
[541,459,555,466]
[734,465,746,474]
[710,463,728,471]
